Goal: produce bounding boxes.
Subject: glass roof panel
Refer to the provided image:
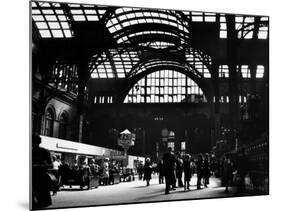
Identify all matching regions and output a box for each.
[39,30,52,38]
[106,8,190,45]
[32,2,74,39]
[234,15,268,39]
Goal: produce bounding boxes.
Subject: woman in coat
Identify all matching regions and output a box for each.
[183,154,192,190]
[222,153,233,192]
[203,153,211,187]
[143,158,153,186]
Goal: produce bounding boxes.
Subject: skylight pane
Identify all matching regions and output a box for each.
[192,12,203,15]
[64,30,72,37]
[256,65,264,78]
[99,73,107,78]
[49,22,60,29]
[107,73,114,78]
[128,13,136,19]
[58,15,67,21]
[115,25,122,31]
[220,30,227,38]
[39,2,50,7]
[73,15,86,21]
[71,10,83,14]
[115,8,124,14]
[244,31,253,39]
[220,23,227,30]
[91,72,99,78]
[117,72,125,78]
[42,10,54,15]
[245,17,254,23]
[87,15,99,21]
[192,16,203,22]
[33,15,45,21]
[98,10,106,15]
[35,22,48,29]
[45,15,57,21]
[205,16,216,22]
[258,31,268,39]
[32,10,41,15]
[55,10,64,14]
[130,20,138,25]
[261,17,269,21]
[220,16,226,22]
[60,22,69,29]
[52,30,64,38]
[39,30,52,38]
[84,9,96,14]
[236,16,243,22]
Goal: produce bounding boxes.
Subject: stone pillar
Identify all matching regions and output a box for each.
[76,59,90,143]
[249,64,257,93]
[226,14,240,149]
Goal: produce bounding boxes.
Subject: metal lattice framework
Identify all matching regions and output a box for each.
[31,1,269,103]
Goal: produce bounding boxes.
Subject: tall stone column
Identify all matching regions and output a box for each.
[226,14,240,149]
[76,59,90,143]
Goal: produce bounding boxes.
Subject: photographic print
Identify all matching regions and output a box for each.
[31,0,269,209]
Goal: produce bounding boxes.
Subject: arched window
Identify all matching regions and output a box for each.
[59,113,68,139]
[124,70,207,103]
[44,108,54,137]
[32,102,39,133]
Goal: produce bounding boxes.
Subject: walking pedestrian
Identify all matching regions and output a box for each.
[222,153,233,193]
[176,152,184,187]
[196,153,204,189]
[158,160,164,184]
[32,133,53,209]
[143,158,153,186]
[163,147,176,194]
[203,153,211,187]
[235,146,249,193]
[183,154,192,191]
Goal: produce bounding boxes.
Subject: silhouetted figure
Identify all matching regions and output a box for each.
[222,153,233,193]
[32,134,53,209]
[137,163,143,180]
[183,154,192,191]
[89,159,99,176]
[143,158,153,186]
[51,155,62,195]
[158,160,164,184]
[163,147,176,194]
[176,152,184,187]
[236,147,249,193]
[172,161,177,189]
[102,162,110,185]
[203,153,211,187]
[196,154,204,189]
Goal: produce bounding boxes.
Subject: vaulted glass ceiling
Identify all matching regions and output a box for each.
[105,7,190,45]
[89,48,212,79]
[31,1,269,80]
[89,49,140,78]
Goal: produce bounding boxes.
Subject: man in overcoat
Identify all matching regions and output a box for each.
[163,147,176,194]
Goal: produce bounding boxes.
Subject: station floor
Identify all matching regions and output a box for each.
[49,174,254,209]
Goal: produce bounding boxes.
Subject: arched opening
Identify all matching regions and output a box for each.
[124,70,207,103]
[59,112,68,139]
[32,101,39,133]
[44,107,55,137]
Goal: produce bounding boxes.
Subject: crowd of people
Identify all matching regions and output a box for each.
[32,133,249,209]
[160,148,211,194]
[32,133,133,209]
[136,147,249,195]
